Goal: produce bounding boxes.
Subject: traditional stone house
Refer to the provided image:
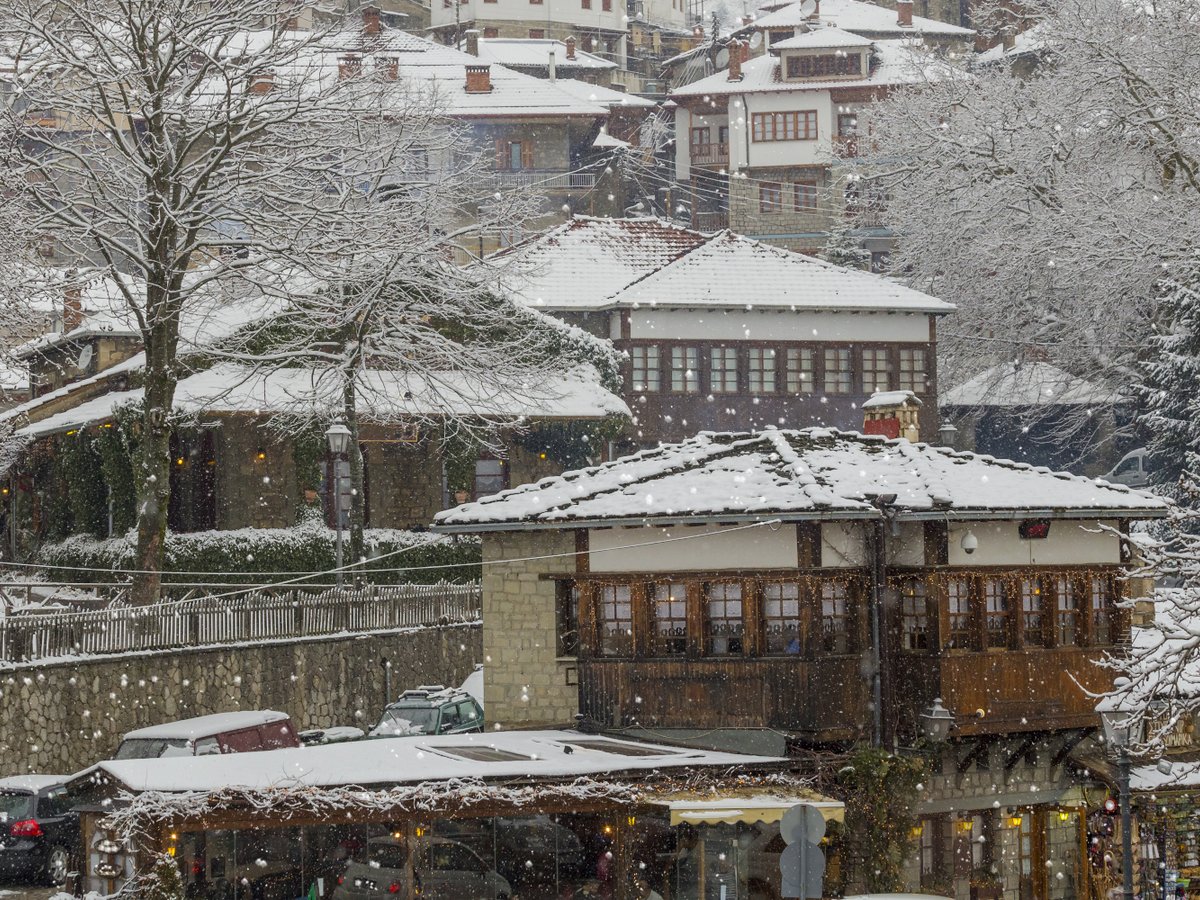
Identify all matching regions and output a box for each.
[432,419,1168,899]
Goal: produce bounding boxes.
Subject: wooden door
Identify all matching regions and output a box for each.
[1018,808,1048,900]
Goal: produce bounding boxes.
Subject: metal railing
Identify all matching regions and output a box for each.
[0,581,481,665]
[493,171,597,191]
[689,143,729,167]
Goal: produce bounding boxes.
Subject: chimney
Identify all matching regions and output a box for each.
[465,63,492,93]
[566,35,577,60]
[338,54,362,80]
[862,390,922,442]
[381,56,400,80]
[362,4,382,36]
[465,28,480,56]
[741,14,752,26]
[896,0,913,27]
[1001,25,1016,50]
[548,49,557,82]
[727,40,744,81]
[63,280,83,332]
[247,70,274,94]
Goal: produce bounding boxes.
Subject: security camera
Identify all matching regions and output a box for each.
[960,530,979,555]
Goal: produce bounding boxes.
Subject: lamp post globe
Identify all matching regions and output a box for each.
[920,698,955,743]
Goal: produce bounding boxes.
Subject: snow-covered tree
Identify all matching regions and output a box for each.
[860,0,1200,440]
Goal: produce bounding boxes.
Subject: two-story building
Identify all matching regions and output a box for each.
[433,418,1168,899]
[498,215,953,443]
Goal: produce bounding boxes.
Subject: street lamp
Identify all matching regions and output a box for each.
[325,420,351,588]
[1099,684,1140,900]
[920,698,955,743]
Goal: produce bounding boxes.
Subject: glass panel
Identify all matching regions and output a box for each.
[748,348,776,394]
[823,348,851,394]
[899,578,929,651]
[862,348,892,394]
[786,348,815,394]
[821,581,850,653]
[710,348,738,393]
[653,582,688,656]
[599,584,633,656]
[898,348,927,393]
[1056,575,1078,646]
[1092,577,1113,645]
[946,578,972,649]
[1021,578,1044,647]
[763,581,802,654]
[985,579,1009,648]
[705,582,744,656]
[631,346,661,392]
[671,346,699,393]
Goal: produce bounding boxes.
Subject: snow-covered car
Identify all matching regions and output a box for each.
[1104,448,1151,488]
[113,710,300,759]
[332,836,511,900]
[369,686,483,738]
[298,726,366,746]
[459,664,483,709]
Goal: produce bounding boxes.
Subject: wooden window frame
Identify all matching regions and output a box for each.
[747,347,778,395]
[751,111,818,143]
[898,347,928,393]
[709,346,739,394]
[670,345,700,394]
[793,180,818,211]
[861,346,893,394]
[629,344,661,392]
[650,581,689,658]
[759,181,783,212]
[555,581,580,657]
[785,347,816,394]
[897,575,932,652]
[704,580,746,657]
[823,346,852,394]
[596,583,633,657]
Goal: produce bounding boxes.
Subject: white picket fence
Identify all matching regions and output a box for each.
[0,581,481,664]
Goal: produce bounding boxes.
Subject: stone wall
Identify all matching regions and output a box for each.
[482,529,579,729]
[0,622,481,776]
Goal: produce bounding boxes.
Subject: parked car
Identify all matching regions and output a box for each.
[1104,448,1151,488]
[369,687,483,738]
[332,836,511,900]
[459,665,483,709]
[113,710,300,759]
[0,775,79,885]
[298,726,365,747]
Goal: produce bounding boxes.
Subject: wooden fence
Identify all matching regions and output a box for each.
[0,581,481,665]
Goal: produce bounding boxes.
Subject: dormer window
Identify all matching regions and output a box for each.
[785,51,862,79]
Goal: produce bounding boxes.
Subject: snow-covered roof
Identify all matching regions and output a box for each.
[85,730,782,793]
[771,26,875,49]
[468,38,616,71]
[552,77,658,109]
[1131,759,1200,793]
[123,710,291,742]
[593,131,631,149]
[941,361,1118,409]
[500,217,953,313]
[0,774,65,793]
[747,0,974,38]
[862,389,921,409]
[975,24,1048,65]
[671,38,937,98]
[8,363,628,438]
[433,427,1168,530]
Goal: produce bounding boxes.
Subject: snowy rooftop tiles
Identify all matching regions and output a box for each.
[746,0,974,38]
[499,217,954,313]
[770,26,875,50]
[467,38,617,71]
[941,361,1118,409]
[433,427,1167,530]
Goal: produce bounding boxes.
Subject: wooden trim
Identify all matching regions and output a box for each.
[575,528,589,573]
[797,522,821,567]
[686,580,704,659]
[923,521,948,566]
[577,582,598,659]
[743,576,763,656]
[542,566,869,582]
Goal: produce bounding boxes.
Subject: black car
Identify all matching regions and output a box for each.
[0,776,78,885]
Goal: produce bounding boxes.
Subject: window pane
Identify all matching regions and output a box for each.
[898,348,927,393]
[763,582,802,654]
[474,458,506,499]
[985,580,1008,648]
[671,346,699,393]
[748,348,776,394]
[946,578,973,649]
[653,583,688,656]
[630,345,660,392]
[900,577,929,651]
[862,348,892,394]
[1056,575,1078,646]
[710,347,738,393]
[599,584,633,656]
[705,582,743,656]
[1021,578,1044,647]
[821,581,850,653]
[823,348,851,394]
[786,348,815,394]
[1092,578,1113,645]
[794,181,818,210]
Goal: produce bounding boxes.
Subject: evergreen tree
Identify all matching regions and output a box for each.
[820,225,872,271]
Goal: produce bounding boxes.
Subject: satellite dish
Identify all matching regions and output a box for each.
[748,31,763,48]
[799,0,817,16]
[715,48,730,67]
[76,344,93,372]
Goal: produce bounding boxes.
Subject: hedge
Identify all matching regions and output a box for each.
[34,510,482,586]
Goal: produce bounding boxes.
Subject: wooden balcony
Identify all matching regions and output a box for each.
[692,210,728,231]
[578,656,868,741]
[493,171,597,191]
[689,142,729,168]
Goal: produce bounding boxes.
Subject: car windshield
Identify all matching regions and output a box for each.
[0,792,32,823]
[371,706,437,736]
[114,738,192,759]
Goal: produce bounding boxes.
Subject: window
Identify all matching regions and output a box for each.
[689,126,710,146]
[630,345,661,392]
[495,140,532,171]
[751,111,818,142]
[759,182,783,212]
[1055,576,1078,647]
[899,348,928,393]
[985,579,1009,648]
[763,582,802,654]
[582,0,591,7]
[786,348,815,393]
[710,347,738,393]
[785,52,863,78]
[718,125,729,144]
[528,28,545,37]
[705,582,744,655]
[837,113,858,137]
[946,578,973,649]
[483,26,499,33]
[794,181,818,210]
[1091,577,1113,645]
[748,348,777,394]
[556,581,580,656]
[823,348,851,394]
[862,348,892,393]
[671,346,699,393]
[899,577,929,651]
[598,584,633,656]
[653,583,688,656]
[1021,578,1045,647]
[820,581,850,653]
[603,0,612,9]
[474,457,507,499]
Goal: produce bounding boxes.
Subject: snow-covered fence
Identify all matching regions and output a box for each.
[0,581,481,664]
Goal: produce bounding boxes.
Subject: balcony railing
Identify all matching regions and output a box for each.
[693,210,728,231]
[493,171,596,191]
[689,142,729,167]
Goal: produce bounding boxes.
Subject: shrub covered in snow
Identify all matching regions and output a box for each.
[34,511,481,586]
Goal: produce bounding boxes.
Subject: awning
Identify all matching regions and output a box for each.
[652,794,845,827]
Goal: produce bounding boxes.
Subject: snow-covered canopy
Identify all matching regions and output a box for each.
[499,216,953,313]
[122,710,291,742]
[941,361,1118,409]
[433,427,1167,530]
[82,730,782,794]
[745,0,973,38]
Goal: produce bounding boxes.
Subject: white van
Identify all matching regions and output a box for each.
[1105,448,1151,488]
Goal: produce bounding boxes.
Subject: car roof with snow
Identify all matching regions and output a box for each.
[0,774,66,793]
[122,710,291,741]
[433,427,1168,531]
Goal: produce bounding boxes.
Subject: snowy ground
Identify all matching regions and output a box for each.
[0,885,55,900]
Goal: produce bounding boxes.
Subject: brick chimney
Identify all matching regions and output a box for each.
[380,56,399,80]
[362,4,382,35]
[896,0,913,27]
[726,40,744,81]
[566,35,577,60]
[465,28,480,56]
[465,64,492,93]
[740,14,752,26]
[63,280,83,332]
[247,70,274,94]
[338,55,362,80]
[862,390,922,442]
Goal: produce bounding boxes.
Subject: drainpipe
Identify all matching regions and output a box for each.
[869,495,896,749]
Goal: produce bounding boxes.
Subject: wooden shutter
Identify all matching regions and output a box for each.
[520,140,534,170]
[494,138,507,171]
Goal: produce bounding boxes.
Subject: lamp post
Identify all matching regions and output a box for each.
[1099,694,1138,900]
[325,421,351,588]
[920,698,955,743]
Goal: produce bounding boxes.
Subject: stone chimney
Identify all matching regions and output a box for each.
[247,70,274,93]
[338,55,362,80]
[548,49,557,82]
[1001,25,1016,50]
[465,28,480,56]
[727,40,744,81]
[566,35,577,60]
[465,63,492,93]
[63,280,83,332]
[897,0,913,27]
[862,390,922,442]
[362,4,382,35]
